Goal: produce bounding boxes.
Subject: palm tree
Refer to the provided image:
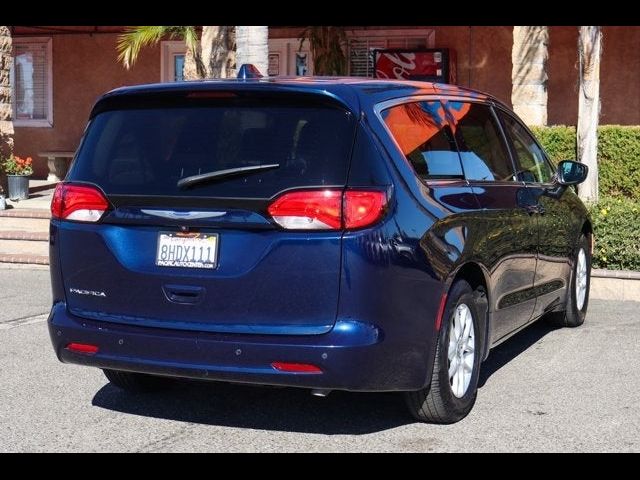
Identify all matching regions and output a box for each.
[299,26,347,76]
[511,26,548,126]
[236,26,268,75]
[577,26,602,204]
[0,25,14,196]
[117,26,268,79]
[117,26,208,79]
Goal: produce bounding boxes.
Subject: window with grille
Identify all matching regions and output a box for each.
[347,30,435,77]
[12,37,52,127]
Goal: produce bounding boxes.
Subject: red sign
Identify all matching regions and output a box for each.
[375,49,453,83]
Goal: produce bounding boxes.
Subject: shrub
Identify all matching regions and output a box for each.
[588,195,640,271]
[531,125,640,201]
[531,126,640,270]
[597,126,640,200]
[530,125,576,163]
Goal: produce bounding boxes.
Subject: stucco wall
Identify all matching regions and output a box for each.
[12,26,640,179]
[599,26,640,125]
[434,26,514,106]
[547,27,578,126]
[13,33,159,178]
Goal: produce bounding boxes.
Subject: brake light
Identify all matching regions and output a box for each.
[267,189,387,230]
[51,183,109,222]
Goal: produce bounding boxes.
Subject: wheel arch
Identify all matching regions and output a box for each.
[582,218,594,251]
[448,262,492,361]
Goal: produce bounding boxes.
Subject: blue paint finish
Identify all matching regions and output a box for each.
[58,221,343,331]
[48,77,587,395]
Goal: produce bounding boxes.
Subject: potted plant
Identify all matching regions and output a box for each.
[1,155,33,201]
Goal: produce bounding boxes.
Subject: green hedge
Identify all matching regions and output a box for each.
[588,196,640,271]
[530,125,576,164]
[530,125,640,201]
[597,126,640,200]
[531,125,640,271]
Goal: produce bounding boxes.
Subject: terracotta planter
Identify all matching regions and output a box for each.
[7,174,30,201]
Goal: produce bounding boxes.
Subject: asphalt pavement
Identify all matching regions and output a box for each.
[1,266,638,452]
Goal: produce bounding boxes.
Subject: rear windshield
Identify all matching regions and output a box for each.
[69,103,355,198]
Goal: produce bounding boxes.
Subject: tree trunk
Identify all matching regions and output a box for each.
[235,26,269,75]
[577,26,602,204]
[0,26,14,196]
[183,45,202,80]
[511,26,548,126]
[183,26,236,80]
[202,26,236,78]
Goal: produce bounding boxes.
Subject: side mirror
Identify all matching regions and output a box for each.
[556,160,588,186]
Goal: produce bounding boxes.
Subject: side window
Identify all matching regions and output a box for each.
[382,101,464,179]
[498,111,555,183]
[444,101,515,182]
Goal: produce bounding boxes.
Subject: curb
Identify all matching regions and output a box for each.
[590,271,640,302]
[591,269,640,280]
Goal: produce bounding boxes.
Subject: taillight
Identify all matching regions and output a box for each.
[267,189,387,230]
[343,191,387,229]
[268,190,342,230]
[51,183,109,222]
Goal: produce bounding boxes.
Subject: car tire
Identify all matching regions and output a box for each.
[547,233,591,328]
[103,369,173,393]
[404,279,483,424]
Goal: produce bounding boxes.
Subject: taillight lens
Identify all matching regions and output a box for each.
[51,183,109,222]
[268,190,343,230]
[267,189,387,230]
[344,191,387,229]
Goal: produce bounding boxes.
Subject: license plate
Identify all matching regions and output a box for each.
[156,232,218,269]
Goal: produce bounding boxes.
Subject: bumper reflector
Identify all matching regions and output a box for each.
[66,343,99,355]
[271,362,323,373]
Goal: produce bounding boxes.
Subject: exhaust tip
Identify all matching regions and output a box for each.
[311,389,331,398]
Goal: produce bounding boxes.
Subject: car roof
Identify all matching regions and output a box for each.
[99,77,503,115]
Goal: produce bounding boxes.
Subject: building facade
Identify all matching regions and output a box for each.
[8,25,640,179]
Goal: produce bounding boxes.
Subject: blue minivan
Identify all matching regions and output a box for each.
[48,75,591,423]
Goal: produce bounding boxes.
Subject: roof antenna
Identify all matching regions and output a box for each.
[237,64,264,80]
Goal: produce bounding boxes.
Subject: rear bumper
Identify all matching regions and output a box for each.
[48,302,430,391]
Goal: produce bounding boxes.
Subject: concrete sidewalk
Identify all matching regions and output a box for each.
[3,179,56,210]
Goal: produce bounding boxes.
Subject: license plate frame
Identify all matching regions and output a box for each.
[155,232,219,269]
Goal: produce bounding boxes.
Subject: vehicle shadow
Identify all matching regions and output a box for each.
[478,317,560,388]
[92,382,411,435]
[92,318,559,433]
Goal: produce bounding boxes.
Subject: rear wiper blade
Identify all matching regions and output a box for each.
[177,164,280,189]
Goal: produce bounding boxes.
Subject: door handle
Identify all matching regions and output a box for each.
[162,285,205,305]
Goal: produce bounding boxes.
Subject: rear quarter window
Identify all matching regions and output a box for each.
[381,100,464,179]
